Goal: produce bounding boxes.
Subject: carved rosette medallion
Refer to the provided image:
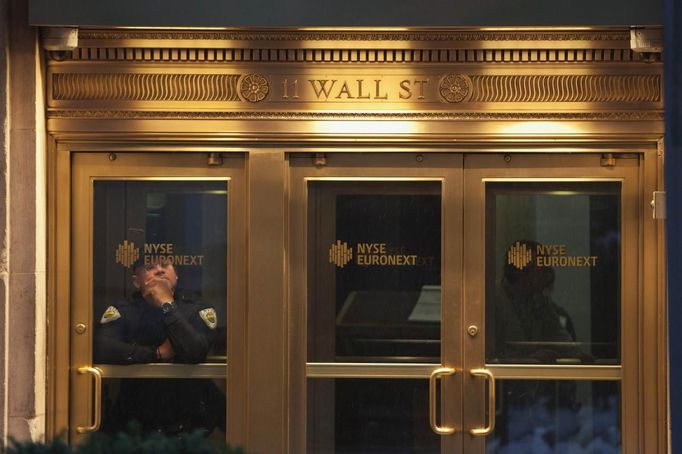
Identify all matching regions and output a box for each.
[439,74,473,103]
[239,74,270,103]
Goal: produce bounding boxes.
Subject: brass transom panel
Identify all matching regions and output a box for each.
[46,28,663,125]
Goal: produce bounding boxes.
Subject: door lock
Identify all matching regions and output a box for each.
[467,325,479,337]
[74,323,87,335]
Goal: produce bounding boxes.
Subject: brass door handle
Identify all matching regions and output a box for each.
[469,368,495,436]
[77,366,103,433]
[429,366,456,435]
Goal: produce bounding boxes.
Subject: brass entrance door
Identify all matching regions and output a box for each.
[291,152,640,453]
[65,152,245,444]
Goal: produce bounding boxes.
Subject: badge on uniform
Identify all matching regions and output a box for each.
[100,306,121,324]
[199,308,217,329]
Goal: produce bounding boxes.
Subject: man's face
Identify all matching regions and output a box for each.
[132,262,178,292]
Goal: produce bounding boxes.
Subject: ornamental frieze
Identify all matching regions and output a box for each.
[50,72,662,107]
[52,73,241,101]
[46,110,665,121]
[77,29,631,43]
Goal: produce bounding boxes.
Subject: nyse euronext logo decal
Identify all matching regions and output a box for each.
[114,240,205,268]
[115,240,140,268]
[507,240,599,270]
[328,240,435,269]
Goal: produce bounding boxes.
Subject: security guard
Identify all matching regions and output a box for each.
[94,259,225,435]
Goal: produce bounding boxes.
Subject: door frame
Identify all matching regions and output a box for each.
[47,142,665,453]
[51,146,248,445]
[462,153,641,453]
[289,152,464,453]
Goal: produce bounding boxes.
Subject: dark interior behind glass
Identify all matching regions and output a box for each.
[485,182,621,365]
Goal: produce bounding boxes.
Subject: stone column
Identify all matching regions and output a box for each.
[665,0,682,450]
[0,0,8,442]
[2,0,47,443]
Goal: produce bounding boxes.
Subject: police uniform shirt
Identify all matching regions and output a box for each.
[94,292,217,364]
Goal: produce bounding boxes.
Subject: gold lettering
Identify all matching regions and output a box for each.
[356,80,370,99]
[353,253,423,266]
[536,253,599,268]
[336,81,354,99]
[399,80,412,99]
[374,80,388,100]
[537,244,552,255]
[414,80,429,99]
[358,243,386,254]
[293,79,299,98]
[282,79,300,100]
[141,254,206,266]
[558,244,567,255]
[308,79,337,100]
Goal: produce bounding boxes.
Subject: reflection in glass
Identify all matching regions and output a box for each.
[101,378,226,436]
[307,182,441,362]
[487,380,621,453]
[486,183,620,365]
[92,180,228,364]
[308,378,440,454]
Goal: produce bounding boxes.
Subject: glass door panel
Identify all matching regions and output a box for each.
[307,181,442,364]
[92,180,228,365]
[92,179,227,435]
[307,180,442,453]
[489,380,621,453]
[307,378,439,454]
[70,153,245,444]
[485,182,621,365]
[463,154,639,454]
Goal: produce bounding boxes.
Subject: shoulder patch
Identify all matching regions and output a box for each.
[199,308,217,330]
[100,306,121,324]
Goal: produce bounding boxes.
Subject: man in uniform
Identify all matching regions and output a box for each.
[94,259,225,435]
[488,241,582,451]
[491,240,578,362]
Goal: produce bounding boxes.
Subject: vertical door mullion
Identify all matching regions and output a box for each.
[462,155,487,454]
[440,155,464,454]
